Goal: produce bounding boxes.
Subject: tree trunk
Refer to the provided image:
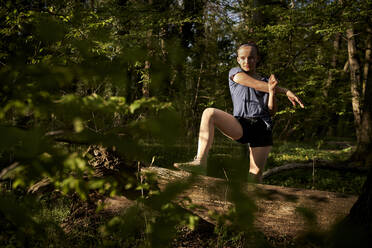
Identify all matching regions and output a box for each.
[324,33,341,97]
[347,27,372,163]
[142,166,357,239]
[358,26,372,162]
[141,0,153,98]
[252,0,264,26]
[142,60,150,98]
[347,25,372,163]
[339,167,372,246]
[345,166,372,229]
[346,27,362,137]
[181,0,205,50]
[342,26,372,247]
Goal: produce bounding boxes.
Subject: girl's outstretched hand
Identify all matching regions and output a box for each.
[269,74,304,108]
[286,90,305,108]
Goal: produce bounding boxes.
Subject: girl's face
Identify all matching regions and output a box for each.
[237,46,258,74]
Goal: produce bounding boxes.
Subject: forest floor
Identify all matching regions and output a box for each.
[83,139,363,247]
[1,138,365,247]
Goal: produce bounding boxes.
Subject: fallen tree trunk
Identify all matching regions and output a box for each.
[141,166,357,238]
[262,160,368,179]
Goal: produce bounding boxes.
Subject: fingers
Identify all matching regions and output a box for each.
[269,74,275,82]
[286,90,305,108]
[269,74,277,83]
[296,97,305,108]
[269,74,278,90]
[269,80,278,86]
[289,96,305,108]
[271,81,278,88]
[293,94,304,108]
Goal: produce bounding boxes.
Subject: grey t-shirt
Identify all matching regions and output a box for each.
[228,67,273,129]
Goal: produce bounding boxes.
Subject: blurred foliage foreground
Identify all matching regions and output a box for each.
[0,1,368,248]
[0,136,365,247]
[0,2,183,247]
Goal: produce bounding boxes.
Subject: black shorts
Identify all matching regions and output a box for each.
[234,117,273,147]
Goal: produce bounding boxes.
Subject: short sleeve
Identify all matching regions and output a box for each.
[228,67,244,85]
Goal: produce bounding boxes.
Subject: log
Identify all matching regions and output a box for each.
[141,166,357,238]
[262,160,368,179]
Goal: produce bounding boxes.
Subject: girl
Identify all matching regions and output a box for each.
[174,42,304,182]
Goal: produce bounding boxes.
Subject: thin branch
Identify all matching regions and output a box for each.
[343,60,349,72]
[0,162,19,179]
[45,130,65,136]
[27,177,51,194]
[53,137,90,145]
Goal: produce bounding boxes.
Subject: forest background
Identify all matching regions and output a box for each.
[1,0,372,247]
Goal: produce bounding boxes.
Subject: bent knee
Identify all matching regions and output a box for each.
[202,108,216,118]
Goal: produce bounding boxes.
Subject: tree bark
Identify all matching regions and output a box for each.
[357,26,372,162]
[347,26,372,163]
[252,0,264,26]
[141,0,154,99]
[345,166,372,228]
[339,167,372,246]
[342,25,372,246]
[142,166,357,238]
[324,33,341,97]
[347,27,362,137]
[262,160,368,179]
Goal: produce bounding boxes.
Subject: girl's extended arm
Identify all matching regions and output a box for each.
[232,72,270,92]
[232,72,304,108]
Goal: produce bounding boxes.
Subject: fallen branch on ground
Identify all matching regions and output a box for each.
[0,162,19,179]
[263,160,368,179]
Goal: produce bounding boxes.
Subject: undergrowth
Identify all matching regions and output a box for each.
[0,138,366,247]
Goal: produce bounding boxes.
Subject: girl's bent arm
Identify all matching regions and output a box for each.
[268,75,278,115]
[233,72,287,94]
[268,94,277,116]
[233,72,304,108]
[232,72,270,92]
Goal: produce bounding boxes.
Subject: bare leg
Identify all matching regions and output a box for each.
[249,146,272,182]
[174,108,243,168]
[196,108,243,162]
